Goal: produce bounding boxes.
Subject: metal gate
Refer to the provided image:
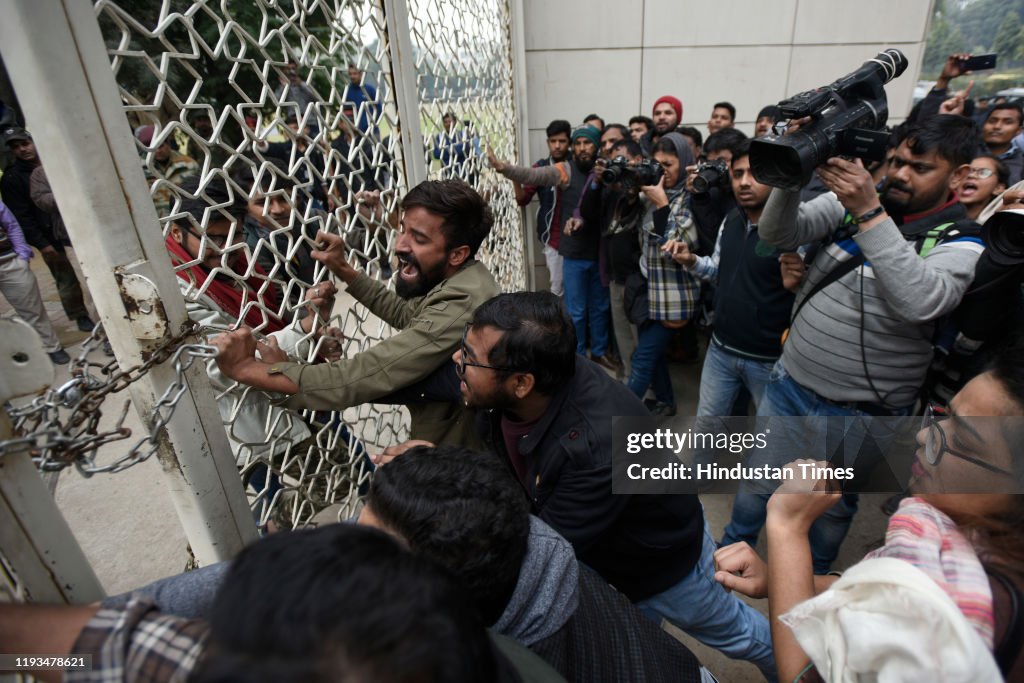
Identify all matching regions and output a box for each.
[0,0,525,604]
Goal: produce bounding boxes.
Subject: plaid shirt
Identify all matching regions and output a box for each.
[67,596,206,683]
[640,188,701,322]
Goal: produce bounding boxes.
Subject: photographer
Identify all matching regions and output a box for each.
[911,53,978,124]
[628,132,700,415]
[687,128,747,256]
[579,139,647,377]
[928,189,1024,402]
[489,126,619,371]
[723,114,985,572]
[668,139,796,423]
[754,105,782,138]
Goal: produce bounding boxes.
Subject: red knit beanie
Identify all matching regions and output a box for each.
[653,95,683,121]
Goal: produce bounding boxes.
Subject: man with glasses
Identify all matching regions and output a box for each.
[212,179,500,448]
[450,290,777,678]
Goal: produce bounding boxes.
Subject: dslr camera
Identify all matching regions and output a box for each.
[750,49,908,191]
[985,209,1024,267]
[691,158,730,195]
[601,156,663,189]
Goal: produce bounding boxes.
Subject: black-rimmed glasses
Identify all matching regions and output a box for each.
[455,324,517,377]
[921,402,1013,476]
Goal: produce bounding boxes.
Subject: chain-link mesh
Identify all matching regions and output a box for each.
[2,0,524,541]
[89,0,423,529]
[409,0,525,292]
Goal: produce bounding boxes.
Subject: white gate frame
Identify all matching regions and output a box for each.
[0,0,528,601]
[382,0,428,189]
[0,0,258,592]
[509,0,536,291]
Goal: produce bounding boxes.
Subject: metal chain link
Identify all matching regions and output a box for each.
[2,321,216,475]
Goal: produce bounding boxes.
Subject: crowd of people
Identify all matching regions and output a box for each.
[2,48,1024,682]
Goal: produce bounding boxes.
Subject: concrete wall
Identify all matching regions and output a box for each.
[521,0,933,162]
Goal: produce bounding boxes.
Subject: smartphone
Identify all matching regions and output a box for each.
[961,53,997,72]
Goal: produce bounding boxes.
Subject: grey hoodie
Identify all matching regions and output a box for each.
[493,515,579,646]
[105,515,580,635]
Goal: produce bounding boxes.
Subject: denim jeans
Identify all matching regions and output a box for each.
[696,344,774,418]
[627,321,675,406]
[637,521,777,681]
[562,257,610,356]
[693,344,775,468]
[721,358,909,572]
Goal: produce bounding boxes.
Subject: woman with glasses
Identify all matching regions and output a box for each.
[959,154,1009,222]
[713,346,1024,682]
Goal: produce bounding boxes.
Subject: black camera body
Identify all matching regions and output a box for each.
[601,156,663,189]
[985,209,1024,267]
[750,49,908,191]
[691,158,730,195]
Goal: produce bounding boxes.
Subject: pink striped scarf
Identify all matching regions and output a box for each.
[865,496,995,646]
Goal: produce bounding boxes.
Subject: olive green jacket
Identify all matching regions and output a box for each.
[270,259,499,446]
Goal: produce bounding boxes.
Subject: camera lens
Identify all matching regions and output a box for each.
[601,166,621,184]
[984,209,1024,267]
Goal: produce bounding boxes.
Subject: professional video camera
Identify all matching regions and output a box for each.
[601,156,663,189]
[985,209,1024,267]
[691,158,729,195]
[750,49,908,191]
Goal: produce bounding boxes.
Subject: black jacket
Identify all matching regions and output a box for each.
[478,357,703,601]
[0,158,58,249]
[689,186,736,257]
[532,565,703,682]
[579,184,643,284]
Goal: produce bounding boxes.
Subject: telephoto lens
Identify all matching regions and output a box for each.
[985,208,1024,267]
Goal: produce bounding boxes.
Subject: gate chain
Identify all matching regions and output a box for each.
[2,320,220,475]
